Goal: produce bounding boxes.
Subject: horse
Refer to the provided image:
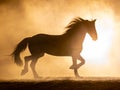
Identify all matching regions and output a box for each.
[11,17,97,79]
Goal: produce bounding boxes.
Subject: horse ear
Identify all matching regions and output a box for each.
[80,18,85,21]
[93,19,96,22]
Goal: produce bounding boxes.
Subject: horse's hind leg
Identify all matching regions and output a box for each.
[30,53,44,79]
[30,58,39,79]
[21,56,32,75]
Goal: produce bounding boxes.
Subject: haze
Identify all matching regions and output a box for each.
[0,0,120,79]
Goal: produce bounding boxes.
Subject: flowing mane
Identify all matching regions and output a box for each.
[64,17,85,34]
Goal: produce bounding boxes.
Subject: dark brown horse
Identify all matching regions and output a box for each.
[11,17,97,78]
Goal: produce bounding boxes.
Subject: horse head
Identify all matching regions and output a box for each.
[85,19,97,41]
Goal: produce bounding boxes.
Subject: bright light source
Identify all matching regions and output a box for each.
[81,13,114,66]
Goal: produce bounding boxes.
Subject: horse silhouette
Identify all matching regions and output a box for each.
[11,17,97,78]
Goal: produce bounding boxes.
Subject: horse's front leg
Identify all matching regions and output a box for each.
[70,57,80,78]
[77,55,85,69]
[70,55,85,69]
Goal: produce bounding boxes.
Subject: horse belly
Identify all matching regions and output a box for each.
[45,47,71,56]
[44,43,82,56]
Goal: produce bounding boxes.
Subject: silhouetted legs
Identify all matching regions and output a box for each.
[30,53,44,79]
[30,58,39,79]
[71,57,80,77]
[21,56,32,75]
[21,55,39,78]
[77,55,85,69]
[21,53,44,79]
[70,54,85,77]
[22,55,39,78]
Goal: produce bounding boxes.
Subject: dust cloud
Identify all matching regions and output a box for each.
[107,0,120,75]
[0,0,120,79]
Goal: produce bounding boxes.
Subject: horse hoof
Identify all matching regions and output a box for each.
[76,75,81,78]
[69,65,78,69]
[75,75,82,78]
[34,76,41,79]
[21,70,28,75]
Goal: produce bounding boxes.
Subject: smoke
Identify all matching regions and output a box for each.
[0,0,120,79]
[105,0,120,74]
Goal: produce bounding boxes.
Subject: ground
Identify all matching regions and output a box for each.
[0,77,120,90]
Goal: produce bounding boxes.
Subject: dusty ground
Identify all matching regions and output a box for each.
[0,77,120,90]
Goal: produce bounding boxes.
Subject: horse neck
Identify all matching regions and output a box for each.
[63,29,86,44]
[74,30,86,44]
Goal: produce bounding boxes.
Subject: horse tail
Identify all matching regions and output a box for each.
[11,37,30,66]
